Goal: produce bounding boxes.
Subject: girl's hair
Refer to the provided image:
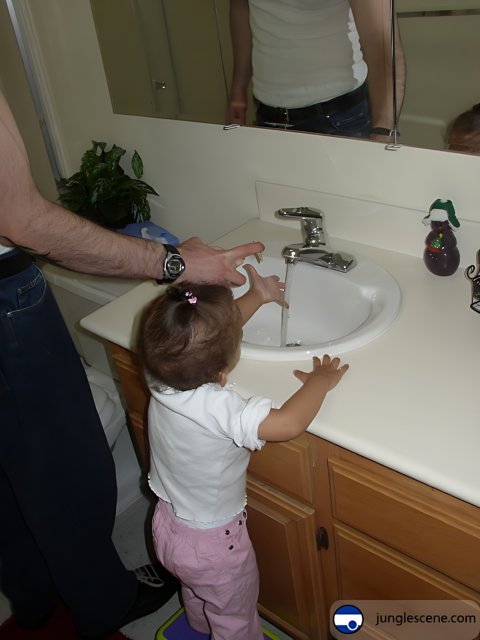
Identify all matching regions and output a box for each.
[137,281,242,391]
[447,103,480,153]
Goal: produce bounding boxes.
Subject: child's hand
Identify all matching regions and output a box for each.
[258,354,349,442]
[293,355,349,391]
[244,263,288,308]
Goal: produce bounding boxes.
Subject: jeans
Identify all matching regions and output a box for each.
[255,90,371,137]
[0,259,136,634]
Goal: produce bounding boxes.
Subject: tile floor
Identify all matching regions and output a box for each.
[0,493,293,640]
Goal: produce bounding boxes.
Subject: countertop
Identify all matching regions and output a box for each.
[81,220,480,508]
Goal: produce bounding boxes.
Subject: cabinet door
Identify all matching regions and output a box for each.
[247,478,327,640]
[329,457,480,592]
[335,522,480,604]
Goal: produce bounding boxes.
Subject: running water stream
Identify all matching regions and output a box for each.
[280,262,296,347]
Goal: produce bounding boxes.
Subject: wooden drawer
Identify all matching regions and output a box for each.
[248,434,313,504]
[335,523,480,604]
[127,410,150,468]
[109,343,149,416]
[329,457,480,592]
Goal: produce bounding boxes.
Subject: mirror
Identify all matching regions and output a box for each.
[90,0,234,124]
[396,2,480,152]
[90,0,480,154]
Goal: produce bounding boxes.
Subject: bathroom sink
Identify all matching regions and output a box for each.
[234,251,401,361]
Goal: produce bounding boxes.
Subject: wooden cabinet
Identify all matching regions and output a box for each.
[108,342,480,640]
[247,478,324,640]
[314,441,480,615]
[109,344,150,466]
[246,439,328,640]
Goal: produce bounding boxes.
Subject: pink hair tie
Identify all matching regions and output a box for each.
[184,291,197,305]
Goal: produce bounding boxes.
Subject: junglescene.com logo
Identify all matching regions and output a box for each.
[330,600,479,640]
[333,604,364,634]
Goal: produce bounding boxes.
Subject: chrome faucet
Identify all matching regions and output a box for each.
[276,207,356,273]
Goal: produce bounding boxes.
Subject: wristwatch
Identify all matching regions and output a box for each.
[160,244,185,282]
[370,127,400,137]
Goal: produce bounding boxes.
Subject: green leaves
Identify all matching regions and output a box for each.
[131,150,143,179]
[57,140,158,227]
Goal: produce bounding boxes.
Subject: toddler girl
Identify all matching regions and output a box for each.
[137,264,348,640]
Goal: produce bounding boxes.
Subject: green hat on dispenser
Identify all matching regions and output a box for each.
[422,198,460,276]
[422,198,460,228]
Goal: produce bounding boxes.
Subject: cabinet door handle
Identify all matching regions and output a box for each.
[316,526,329,550]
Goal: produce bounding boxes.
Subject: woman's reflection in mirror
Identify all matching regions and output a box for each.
[227,0,405,143]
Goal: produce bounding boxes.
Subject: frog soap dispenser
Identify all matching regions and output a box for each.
[422,198,460,276]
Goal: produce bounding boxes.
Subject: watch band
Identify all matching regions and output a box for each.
[371,127,400,137]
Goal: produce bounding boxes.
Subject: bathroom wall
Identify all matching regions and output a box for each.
[1,0,480,266]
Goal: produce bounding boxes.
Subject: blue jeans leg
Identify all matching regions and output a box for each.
[0,263,136,634]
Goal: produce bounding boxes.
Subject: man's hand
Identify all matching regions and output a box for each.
[177,237,265,286]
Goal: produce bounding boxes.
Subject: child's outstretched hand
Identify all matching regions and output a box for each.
[243,263,288,308]
[294,355,349,391]
[257,354,349,442]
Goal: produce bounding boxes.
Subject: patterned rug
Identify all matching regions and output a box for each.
[156,607,280,639]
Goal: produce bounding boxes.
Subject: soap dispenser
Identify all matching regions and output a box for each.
[422,199,460,276]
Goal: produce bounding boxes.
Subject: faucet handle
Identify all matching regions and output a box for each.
[277,206,323,221]
[276,207,328,248]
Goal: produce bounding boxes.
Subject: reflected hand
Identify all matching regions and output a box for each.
[226,101,247,126]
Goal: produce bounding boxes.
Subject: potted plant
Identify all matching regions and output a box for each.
[57,140,158,229]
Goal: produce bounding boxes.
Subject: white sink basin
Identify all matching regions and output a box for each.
[234,251,401,361]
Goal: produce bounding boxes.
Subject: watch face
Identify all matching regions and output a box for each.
[167,256,184,277]
[164,250,185,280]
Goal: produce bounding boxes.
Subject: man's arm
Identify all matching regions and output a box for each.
[0,91,263,285]
[227,0,253,125]
[350,0,406,139]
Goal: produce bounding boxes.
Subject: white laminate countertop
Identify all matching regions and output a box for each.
[81,220,480,508]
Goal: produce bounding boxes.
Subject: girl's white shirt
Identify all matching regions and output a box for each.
[147,381,273,525]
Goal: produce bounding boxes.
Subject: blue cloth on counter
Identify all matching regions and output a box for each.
[116,221,179,245]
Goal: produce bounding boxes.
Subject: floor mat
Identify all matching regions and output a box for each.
[156,607,280,639]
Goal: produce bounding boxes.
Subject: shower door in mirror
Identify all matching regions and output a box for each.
[91,0,233,123]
